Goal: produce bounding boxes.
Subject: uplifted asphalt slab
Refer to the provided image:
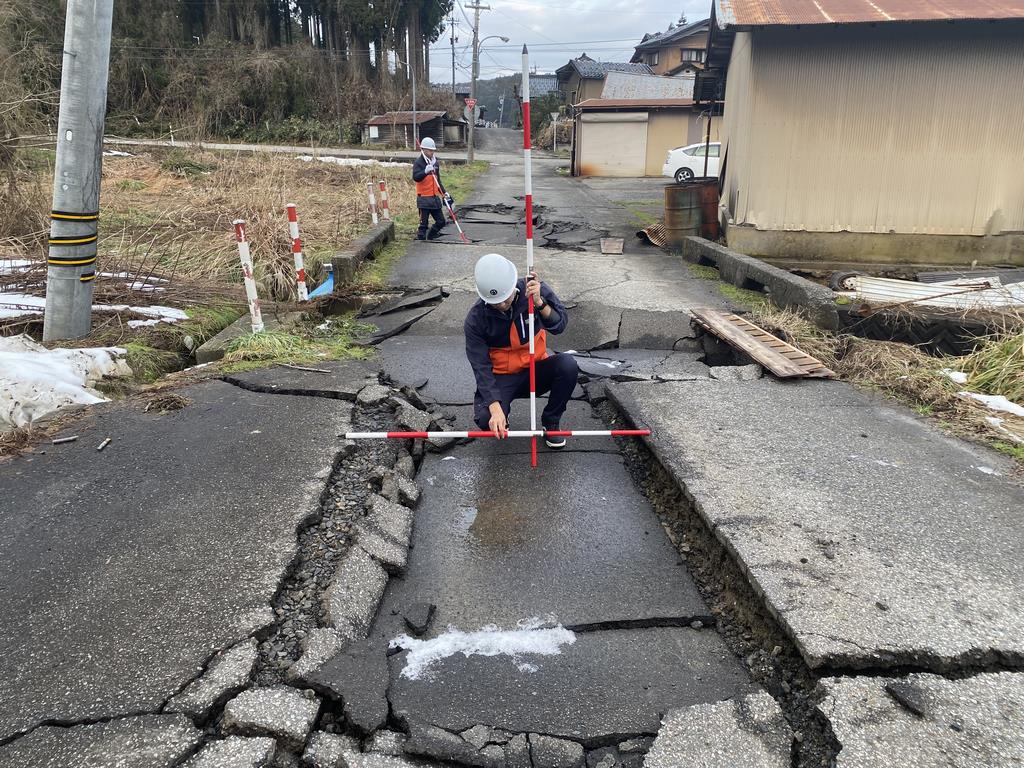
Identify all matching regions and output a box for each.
[608,378,1024,671]
[388,627,755,745]
[376,335,476,405]
[370,450,709,634]
[818,672,1024,767]
[223,358,378,399]
[0,380,349,741]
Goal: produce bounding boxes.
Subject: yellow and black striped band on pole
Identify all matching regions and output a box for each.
[51,210,100,222]
[49,233,98,247]
[79,271,97,283]
[48,252,97,267]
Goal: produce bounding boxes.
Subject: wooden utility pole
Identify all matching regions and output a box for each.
[44,0,115,341]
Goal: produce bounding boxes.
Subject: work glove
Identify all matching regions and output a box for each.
[444,194,454,208]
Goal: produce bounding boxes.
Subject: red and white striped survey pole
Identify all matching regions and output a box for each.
[345,429,651,440]
[233,220,264,333]
[378,180,391,221]
[367,183,379,225]
[285,204,309,301]
[522,44,538,468]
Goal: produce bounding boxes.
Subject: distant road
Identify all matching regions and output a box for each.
[103,135,525,165]
[474,127,527,155]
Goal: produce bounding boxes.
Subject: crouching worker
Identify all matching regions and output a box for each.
[412,137,447,241]
[465,253,579,449]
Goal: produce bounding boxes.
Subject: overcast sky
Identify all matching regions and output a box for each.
[427,0,715,86]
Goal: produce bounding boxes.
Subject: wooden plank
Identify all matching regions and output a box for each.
[690,308,837,379]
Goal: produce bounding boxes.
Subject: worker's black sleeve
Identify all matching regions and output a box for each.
[465,317,502,406]
[412,155,430,183]
[538,282,568,334]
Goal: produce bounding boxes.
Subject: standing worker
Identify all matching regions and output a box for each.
[465,253,579,449]
[412,137,451,241]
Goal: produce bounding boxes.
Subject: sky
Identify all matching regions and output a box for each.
[427,0,715,86]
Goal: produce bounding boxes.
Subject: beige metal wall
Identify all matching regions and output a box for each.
[721,23,1024,239]
[645,111,723,175]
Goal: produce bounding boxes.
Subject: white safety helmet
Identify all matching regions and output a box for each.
[474,253,518,305]
[419,137,437,151]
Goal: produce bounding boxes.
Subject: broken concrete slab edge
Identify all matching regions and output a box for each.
[680,237,840,331]
[604,385,1024,679]
[331,221,396,290]
[220,375,361,402]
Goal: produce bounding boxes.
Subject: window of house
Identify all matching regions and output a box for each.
[369,125,379,139]
[648,51,659,66]
[680,48,705,62]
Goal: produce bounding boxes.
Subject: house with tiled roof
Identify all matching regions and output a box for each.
[555,54,654,106]
[630,16,710,76]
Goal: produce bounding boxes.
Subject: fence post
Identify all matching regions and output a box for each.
[285,204,309,301]
[378,180,391,220]
[367,183,379,225]
[233,220,264,333]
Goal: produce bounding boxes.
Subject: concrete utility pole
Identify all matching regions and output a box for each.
[449,15,458,96]
[465,3,489,163]
[44,0,115,341]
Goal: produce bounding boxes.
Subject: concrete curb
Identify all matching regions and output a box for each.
[331,220,396,289]
[681,237,840,330]
[195,311,304,364]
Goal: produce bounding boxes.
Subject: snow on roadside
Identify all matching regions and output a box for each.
[296,154,409,168]
[959,391,1024,419]
[390,618,576,680]
[939,368,969,385]
[0,335,132,429]
[0,293,187,322]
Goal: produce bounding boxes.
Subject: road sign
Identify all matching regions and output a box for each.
[464,105,481,123]
[550,112,559,122]
[466,98,477,108]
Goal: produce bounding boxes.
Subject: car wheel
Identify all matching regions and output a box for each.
[674,167,695,183]
[829,270,867,291]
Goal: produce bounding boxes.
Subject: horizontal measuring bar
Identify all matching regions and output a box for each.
[345,430,650,440]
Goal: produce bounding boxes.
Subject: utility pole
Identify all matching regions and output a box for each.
[449,15,458,96]
[44,0,115,341]
[465,3,489,163]
[498,92,505,128]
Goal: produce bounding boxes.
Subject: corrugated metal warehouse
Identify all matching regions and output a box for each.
[700,1,1024,268]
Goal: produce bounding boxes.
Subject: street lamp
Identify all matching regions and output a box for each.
[468,34,509,162]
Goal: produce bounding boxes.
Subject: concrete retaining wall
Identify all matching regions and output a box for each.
[681,236,840,330]
[331,220,396,288]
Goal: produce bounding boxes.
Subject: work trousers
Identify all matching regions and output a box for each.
[417,206,446,239]
[473,353,580,432]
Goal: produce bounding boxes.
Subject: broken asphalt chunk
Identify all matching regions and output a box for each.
[365,287,445,316]
[356,520,409,574]
[365,494,414,547]
[322,546,388,633]
[166,638,258,721]
[529,733,585,768]
[287,627,351,686]
[357,384,392,406]
[303,731,361,768]
[404,722,504,767]
[183,736,277,768]
[220,686,320,753]
[402,601,436,636]
[307,639,390,735]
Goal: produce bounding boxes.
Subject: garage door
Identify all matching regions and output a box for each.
[578,112,648,177]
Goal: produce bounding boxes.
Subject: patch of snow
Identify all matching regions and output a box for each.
[0,335,132,429]
[103,149,133,157]
[390,618,576,680]
[939,368,969,385]
[440,456,457,461]
[959,391,1024,419]
[1,259,36,276]
[975,466,999,476]
[1,293,187,323]
[296,154,408,169]
[127,318,164,328]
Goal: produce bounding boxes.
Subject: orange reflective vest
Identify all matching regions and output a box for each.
[415,170,442,198]
[489,320,548,375]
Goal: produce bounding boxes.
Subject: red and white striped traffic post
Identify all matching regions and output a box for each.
[522,44,539,468]
[367,182,379,225]
[378,180,391,221]
[285,203,309,301]
[233,219,264,333]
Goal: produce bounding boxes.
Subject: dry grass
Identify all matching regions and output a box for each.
[753,305,1024,462]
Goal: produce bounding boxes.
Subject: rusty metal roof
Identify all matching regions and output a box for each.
[366,111,446,126]
[575,98,696,109]
[715,0,1024,26]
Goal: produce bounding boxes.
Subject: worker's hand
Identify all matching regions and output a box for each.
[526,271,543,307]
[488,402,508,439]
[444,194,454,208]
